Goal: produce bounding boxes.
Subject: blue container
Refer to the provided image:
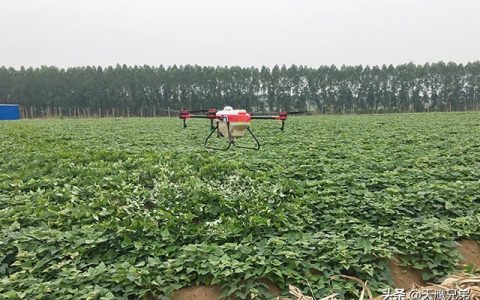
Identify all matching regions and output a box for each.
[0,104,21,120]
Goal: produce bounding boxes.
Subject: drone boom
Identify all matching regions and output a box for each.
[251,112,287,130]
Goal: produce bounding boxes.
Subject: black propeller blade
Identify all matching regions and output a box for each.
[189,109,210,114]
[158,109,212,114]
[287,111,309,115]
[250,110,310,116]
[157,109,181,113]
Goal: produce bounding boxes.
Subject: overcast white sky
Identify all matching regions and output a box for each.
[1,0,479,68]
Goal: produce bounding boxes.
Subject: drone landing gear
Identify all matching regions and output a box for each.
[204,124,231,151]
[232,127,260,150]
[204,123,260,151]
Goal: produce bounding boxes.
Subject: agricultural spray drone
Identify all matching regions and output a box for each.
[178,106,305,151]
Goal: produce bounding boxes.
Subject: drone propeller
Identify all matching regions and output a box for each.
[287,111,309,115]
[250,110,309,116]
[157,108,182,114]
[188,109,210,114]
[158,108,211,114]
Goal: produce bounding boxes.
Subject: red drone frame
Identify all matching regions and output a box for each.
[179,106,304,150]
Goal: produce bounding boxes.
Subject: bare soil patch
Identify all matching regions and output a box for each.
[388,258,426,290]
[171,285,221,300]
[456,240,480,267]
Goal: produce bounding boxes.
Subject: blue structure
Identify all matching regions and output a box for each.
[0,104,21,120]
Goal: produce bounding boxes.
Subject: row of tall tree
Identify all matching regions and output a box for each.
[1,61,479,118]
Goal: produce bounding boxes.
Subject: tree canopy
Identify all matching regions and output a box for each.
[0,62,479,118]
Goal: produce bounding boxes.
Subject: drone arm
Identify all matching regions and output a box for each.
[179,108,219,130]
[188,115,211,119]
[251,112,287,131]
[250,115,278,120]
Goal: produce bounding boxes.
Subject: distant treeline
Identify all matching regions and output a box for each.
[1,61,479,118]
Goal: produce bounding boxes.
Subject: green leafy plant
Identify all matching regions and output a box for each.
[1,113,479,299]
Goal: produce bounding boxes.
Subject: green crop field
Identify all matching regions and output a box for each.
[1,113,479,300]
